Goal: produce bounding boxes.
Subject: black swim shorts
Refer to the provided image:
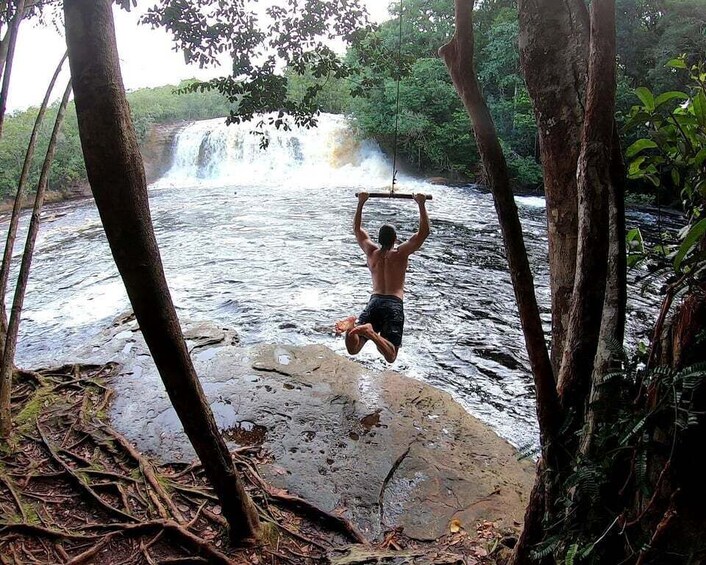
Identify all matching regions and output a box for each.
[358,294,404,348]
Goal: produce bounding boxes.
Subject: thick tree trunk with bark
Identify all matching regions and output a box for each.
[0,80,72,438]
[556,0,616,418]
[517,0,589,374]
[581,130,627,455]
[512,1,617,562]
[0,52,67,336]
[439,0,559,445]
[63,0,260,543]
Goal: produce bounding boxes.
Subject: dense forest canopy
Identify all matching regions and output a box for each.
[0,0,704,201]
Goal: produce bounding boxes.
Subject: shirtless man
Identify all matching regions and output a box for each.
[335,191,430,363]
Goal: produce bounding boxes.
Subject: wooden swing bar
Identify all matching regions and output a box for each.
[355,192,433,200]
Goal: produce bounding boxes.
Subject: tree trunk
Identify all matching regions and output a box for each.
[641,285,706,562]
[0,29,10,77]
[581,128,627,455]
[0,52,67,339]
[63,0,260,543]
[0,0,26,140]
[439,0,559,445]
[440,11,563,561]
[556,0,616,419]
[512,2,617,562]
[517,0,589,374]
[0,80,72,438]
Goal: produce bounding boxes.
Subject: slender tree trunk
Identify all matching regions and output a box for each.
[439,0,559,445]
[0,30,10,77]
[517,0,589,374]
[0,52,67,338]
[0,0,26,140]
[63,0,260,542]
[0,80,72,438]
[440,8,564,561]
[581,128,627,455]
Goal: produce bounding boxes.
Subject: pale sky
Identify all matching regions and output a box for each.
[7,1,391,113]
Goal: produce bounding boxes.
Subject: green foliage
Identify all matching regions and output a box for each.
[127,81,234,142]
[285,68,352,115]
[0,82,234,200]
[617,0,706,92]
[347,0,540,187]
[625,57,706,278]
[504,147,543,189]
[626,227,646,267]
[349,55,479,176]
[535,350,706,564]
[143,0,368,129]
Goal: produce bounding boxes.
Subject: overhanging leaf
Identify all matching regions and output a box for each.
[674,218,706,272]
[628,156,648,176]
[655,91,689,108]
[635,87,655,111]
[626,138,658,158]
[666,58,687,69]
[694,148,706,168]
[694,90,706,127]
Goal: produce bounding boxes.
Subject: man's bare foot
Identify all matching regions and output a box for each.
[334,316,356,335]
[349,323,374,338]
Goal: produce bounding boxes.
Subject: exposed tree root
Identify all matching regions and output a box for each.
[0,363,500,564]
[102,425,187,523]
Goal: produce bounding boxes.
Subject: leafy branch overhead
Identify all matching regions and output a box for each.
[626,57,706,277]
[141,0,372,128]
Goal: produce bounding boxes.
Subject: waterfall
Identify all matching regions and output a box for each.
[161,113,392,188]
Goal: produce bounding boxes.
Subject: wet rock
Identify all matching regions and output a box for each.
[141,122,186,183]
[183,322,239,350]
[73,318,534,542]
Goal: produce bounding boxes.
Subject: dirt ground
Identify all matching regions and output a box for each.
[0,364,520,564]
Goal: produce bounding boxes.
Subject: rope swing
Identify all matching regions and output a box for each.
[356,0,433,201]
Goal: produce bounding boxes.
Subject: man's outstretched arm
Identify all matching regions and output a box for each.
[354,192,376,256]
[398,193,430,256]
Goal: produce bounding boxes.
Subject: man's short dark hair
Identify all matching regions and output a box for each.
[378,224,397,251]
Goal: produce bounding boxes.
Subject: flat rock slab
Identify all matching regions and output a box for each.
[74,317,534,541]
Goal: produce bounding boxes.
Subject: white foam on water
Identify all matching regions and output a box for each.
[515,195,546,208]
[155,114,394,190]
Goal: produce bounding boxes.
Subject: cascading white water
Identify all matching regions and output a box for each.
[161,113,392,188]
[3,107,670,451]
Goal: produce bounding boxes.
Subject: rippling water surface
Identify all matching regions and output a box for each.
[2,114,666,448]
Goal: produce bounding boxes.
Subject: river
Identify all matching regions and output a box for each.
[2,113,665,448]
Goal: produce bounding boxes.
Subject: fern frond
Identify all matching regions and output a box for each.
[605,335,627,360]
[621,416,648,445]
[636,445,649,495]
[565,543,579,565]
[530,537,561,561]
[579,542,596,559]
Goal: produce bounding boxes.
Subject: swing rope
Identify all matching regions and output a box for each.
[390,0,404,194]
[354,0,432,200]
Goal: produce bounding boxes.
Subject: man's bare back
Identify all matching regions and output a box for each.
[367,247,408,300]
[335,191,430,363]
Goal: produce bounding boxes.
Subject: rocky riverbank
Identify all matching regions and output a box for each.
[73,314,535,543]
